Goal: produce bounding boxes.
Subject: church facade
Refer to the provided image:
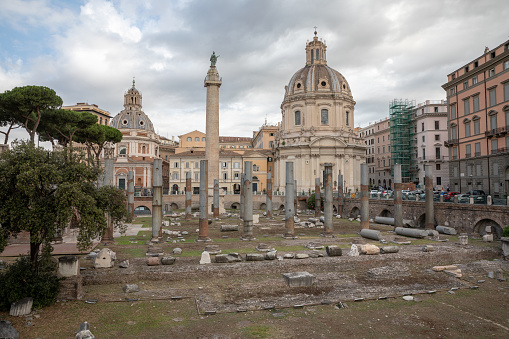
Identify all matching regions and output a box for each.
[273,32,366,193]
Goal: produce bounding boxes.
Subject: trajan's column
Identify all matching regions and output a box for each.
[205,51,222,214]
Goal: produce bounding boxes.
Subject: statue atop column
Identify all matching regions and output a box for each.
[210,51,219,67]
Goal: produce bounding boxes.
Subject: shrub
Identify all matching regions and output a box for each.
[503,226,509,238]
[0,255,61,310]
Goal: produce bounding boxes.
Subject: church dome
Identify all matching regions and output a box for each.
[110,81,155,132]
[285,64,352,98]
[283,31,352,101]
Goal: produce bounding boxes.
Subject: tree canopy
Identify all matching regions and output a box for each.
[75,123,123,166]
[0,141,129,272]
[0,86,63,144]
[38,109,98,147]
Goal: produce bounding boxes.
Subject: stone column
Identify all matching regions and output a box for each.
[241,161,255,240]
[102,148,114,242]
[315,178,321,217]
[360,163,369,229]
[185,171,192,220]
[198,160,211,242]
[127,170,134,220]
[204,63,222,214]
[284,162,295,238]
[240,173,245,220]
[337,174,343,217]
[324,163,333,235]
[266,172,273,218]
[152,158,163,241]
[294,179,298,215]
[394,164,403,229]
[425,165,434,229]
[213,179,219,218]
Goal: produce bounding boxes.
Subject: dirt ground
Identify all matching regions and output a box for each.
[1,211,508,338]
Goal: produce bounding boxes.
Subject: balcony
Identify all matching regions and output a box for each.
[465,153,471,158]
[492,147,509,155]
[485,126,509,138]
[444,139,459,147]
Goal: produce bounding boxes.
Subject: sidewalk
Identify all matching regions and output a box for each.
[0,224,145,257]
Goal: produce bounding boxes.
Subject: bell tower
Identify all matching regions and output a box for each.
[306,28,327,65]
[124,78,142,111]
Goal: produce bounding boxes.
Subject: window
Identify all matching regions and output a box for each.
[489,68,495,77]
[466,144,471,157]
[195,137,200,141]
[491,139,498,153]
[452,147,457,160]
[450,105,456,119]
[421,122,424,131]
[346,111,350,126]
[465,122,471,137]
[223,173,227,180]
[473,95,479,112]
[234,172,239,179]
[195,173,199,180]
[185,162,190,168]
[195,162,199,168]
[490,114,497,130]
[422,136,425,142]
[450,88,455,95]
[321,109,329,124]
[505,61,509,70]
[474,61,479,68]
[463,81,468,90]
[221,162,228,168]
[489,89,497,107]
[475,142,481,156]
[202,137,206,141]
[436,164,441,170]
[474,119,480,135]
[506,110,509,126]
[435,147,441,159]
[294,111,301,125]
[119,146,127,155]
[187,137,192,141]
[504,83,509,102]
[253,165,260,171]
[465,66,469,73]
[269,133,274,136]
[451,126,457,140]
[174,162,179,168]
[472,76,478,84]
[233,162,240,169]
[435,121,440,130]
[464,99,470,115]
[382,146,385,153]
[422,148,426,158]
[435,134,440,141]
[491,51,496,59]
[172,173,179,180]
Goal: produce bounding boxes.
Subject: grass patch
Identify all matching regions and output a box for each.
[241,325,272,339]
[115,247,147,258]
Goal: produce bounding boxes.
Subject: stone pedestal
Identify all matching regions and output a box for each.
[282,272,315,287]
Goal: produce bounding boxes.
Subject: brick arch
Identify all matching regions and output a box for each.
[378,209,393,218]
[134,205,151,215]
[350,206,360,218]
[416,213,438,228]
[473,218,503,239]
[170,203,179,210]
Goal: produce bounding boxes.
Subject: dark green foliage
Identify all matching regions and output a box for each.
[0,85,63,144]
[0,256,61,310]
[0,141,129,271]
[503,226,509,238]
[38,109,97,147]
[74,123,123,166]
[307,193,323,210]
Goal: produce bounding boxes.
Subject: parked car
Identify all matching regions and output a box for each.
[457,194,470,203]
[466,190,486,196]
[444,192,460,201]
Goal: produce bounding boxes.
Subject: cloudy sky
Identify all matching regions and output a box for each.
[1,0,509,144]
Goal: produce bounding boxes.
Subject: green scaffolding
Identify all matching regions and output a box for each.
[390,99,415,183]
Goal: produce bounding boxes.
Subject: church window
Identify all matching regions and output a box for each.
[295,111,301,125]
[321,81,326,87]
[195,137,200,141]
[119,146,127,155]
[296,83,302,89]
[343,84,346,90]
[202,137,206,141]
[122,119,128,125]
[346,111,350,126]
[187,137,192,141]
[321,109,329,124]
[139,120,145,127]
[316,49,319,60]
